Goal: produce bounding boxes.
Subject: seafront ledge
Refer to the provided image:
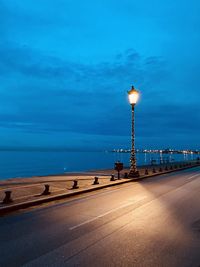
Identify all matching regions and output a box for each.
[0,159,199,215]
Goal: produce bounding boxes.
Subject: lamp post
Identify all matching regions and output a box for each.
[128,85,140,177]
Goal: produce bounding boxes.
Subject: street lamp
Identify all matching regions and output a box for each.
[128,85,140,177]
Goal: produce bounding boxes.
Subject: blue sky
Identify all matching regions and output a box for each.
[0,0,200,150]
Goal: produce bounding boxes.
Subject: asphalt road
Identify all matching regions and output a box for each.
[1,167,200,267]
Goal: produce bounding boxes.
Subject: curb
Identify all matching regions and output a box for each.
[0,179,135,215]
[132,164,200,181]
[0,163,199,215]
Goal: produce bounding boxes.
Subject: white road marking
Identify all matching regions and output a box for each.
[187,173,200,180]
[69,196,147,230]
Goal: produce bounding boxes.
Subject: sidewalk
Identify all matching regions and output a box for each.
[0,160,199,215]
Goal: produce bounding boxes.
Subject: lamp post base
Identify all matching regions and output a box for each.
[128,170,140,178]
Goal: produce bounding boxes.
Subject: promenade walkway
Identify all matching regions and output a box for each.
[0,160,199,215]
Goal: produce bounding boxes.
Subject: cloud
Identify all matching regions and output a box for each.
[0,40,199,149]
[0,42,169,139]
[0,0,200,149]
[136,103,200,142]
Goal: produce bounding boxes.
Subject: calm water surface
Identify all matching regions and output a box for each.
[0,151,196,180]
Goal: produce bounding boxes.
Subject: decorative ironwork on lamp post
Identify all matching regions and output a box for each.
[128,85,140,177]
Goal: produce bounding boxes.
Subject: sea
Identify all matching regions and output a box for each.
[0,150,197,180]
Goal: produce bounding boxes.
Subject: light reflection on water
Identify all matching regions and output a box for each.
[0,151,197,180]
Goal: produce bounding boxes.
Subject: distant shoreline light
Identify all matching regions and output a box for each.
[111,149,199,154]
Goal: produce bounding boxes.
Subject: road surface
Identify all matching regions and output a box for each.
[1,167,200,267]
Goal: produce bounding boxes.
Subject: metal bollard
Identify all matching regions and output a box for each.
[152,168,156,173]
[42,184,50,195]
[145,169,149,175]
[3,191,13,204]
[117,171,121,180]
[93,176,99,185]
[72,180,79,189]
[124,172,128,178]
[110,174,115,181]
[159,167,162,172]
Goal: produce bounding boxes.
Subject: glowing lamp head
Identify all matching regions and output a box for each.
[128,85,139,105]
